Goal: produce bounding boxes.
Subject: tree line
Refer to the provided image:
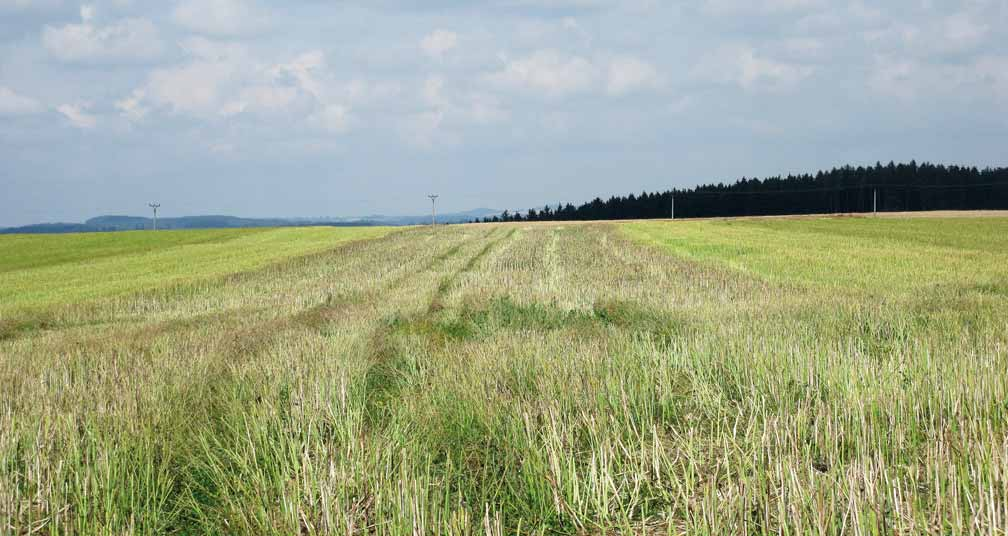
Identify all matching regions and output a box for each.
[477,161,1008,223]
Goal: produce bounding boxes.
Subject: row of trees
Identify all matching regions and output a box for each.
[478,162,1008,223]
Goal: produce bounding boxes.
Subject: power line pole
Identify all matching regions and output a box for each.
[671,194,675,220]
[427,195,439,228]
[873,188,877,216]
[148,202,160,231]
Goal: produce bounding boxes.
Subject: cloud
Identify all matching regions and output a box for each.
[400,74,509,148]
[0,0,63,11]
[487,49,597,96]
[42,7,163,63]
[115,89,148,121]
[133,37,254,117]
[173,0,267,36]
[701,0,825,15]
[221,86,294,116]
[309,104,351,133]
[974,56,1008,102]
[738,48,812,91]
[606,56,660,95]
[867,13,990,58]
[422,75,446,107]
[125,43,359,136]
[696,45,813,92]
[464,92,508,124]
[399,110,449,148]
[271,50,325,98]
[146,59,239,116]
[420,29,458,59]
[420,76,507,125]
[868,53,1008,103]
[488,50,663,97]
[0,86,43,115]
[340,78,401,106]
[57,103,97,128]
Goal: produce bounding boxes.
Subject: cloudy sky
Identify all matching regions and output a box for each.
[1,0,1006,226]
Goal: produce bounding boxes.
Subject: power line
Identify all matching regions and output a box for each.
[148,203,161,231]
[427,195,439,227]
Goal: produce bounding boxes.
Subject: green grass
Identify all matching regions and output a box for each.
[0,228,272,273]
[0,226,393,312]
[1,215,1006,535]
[623,216,1008,295]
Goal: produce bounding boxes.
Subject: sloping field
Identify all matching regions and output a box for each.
[1,216,1006,534]
[0,227,392,312]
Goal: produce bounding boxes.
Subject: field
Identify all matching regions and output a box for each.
[1,216,1007,534]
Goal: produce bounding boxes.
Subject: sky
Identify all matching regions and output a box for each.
[1,0,1006,226]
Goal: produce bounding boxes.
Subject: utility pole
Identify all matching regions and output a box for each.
[427,195,439,227]
[873,188,877,216]
[671,194,675,220]
[148,202,161,231]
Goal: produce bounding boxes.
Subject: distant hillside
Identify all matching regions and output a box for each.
[358,208,500,226]
[85,215,299,230]
[1,208,502,234]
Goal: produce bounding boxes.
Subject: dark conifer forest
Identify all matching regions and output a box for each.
[481,161,1008,223]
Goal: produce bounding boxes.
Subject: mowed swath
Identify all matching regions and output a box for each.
[1,217,1006,534]
[0,227,393,311]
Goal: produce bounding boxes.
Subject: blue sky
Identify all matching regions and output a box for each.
[1,0,1006,226]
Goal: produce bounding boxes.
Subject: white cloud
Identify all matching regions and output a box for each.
[667,95,694,114]
[941,13,988,52]
[422,76,507,124]
[463,92,507,124]
[696,45,812,92]
[974,56,1008,102]
[173,0,266,36]
[0,86,43,115]
[309,104,350,133]
[209,142,235,154]
[134,38,252,117]
[422,75,446,108]
[782,37,823,60]
[868,53,1008,103]
[702,0,825,15]
[341,79,401,106]
[488,51,663,98]
[487,49,597,97]
[42,8,163,62]
[738,48,812,91]
[222,84,310,118]
[400,74,509,148]
[606,56,661,95]
[865,12,989,59]
[115,89,148,121]
[57,104,97,128]
[0,0,63,11]
[146,60,238,116]
[420,30,458,59]
[180,36,249,62]
[271,50,326,99]
[127,44,360,136]
[400,110,449,148]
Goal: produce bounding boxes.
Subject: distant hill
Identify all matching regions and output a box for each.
[84,215,298,230]
[1,208,502,234]
[356,208,500,226]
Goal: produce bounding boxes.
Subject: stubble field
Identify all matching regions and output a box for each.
[1,216,1006,534]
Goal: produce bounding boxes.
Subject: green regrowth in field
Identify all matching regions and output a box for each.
[0,227,392,312]
[1,217,1006,535]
